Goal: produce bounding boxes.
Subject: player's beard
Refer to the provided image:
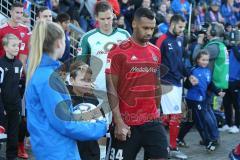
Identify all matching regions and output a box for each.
[173,26,178,36]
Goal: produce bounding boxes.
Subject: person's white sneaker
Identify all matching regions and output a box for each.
[228,126,240,134]
[219,125,230,131]
[169,148,188,159]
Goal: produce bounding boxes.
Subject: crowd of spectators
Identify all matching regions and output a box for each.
[31,0,240,33]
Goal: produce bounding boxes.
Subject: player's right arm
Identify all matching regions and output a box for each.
[105,49,131,141]
[78,33,91,64]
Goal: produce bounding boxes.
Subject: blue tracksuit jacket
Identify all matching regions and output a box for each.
[186,66,211,101]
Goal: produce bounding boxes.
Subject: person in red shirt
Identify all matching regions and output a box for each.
[105,7,168,160]
[0,2,29,59]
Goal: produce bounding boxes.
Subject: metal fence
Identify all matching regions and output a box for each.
[0,0,85,57]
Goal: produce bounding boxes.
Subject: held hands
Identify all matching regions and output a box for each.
[189,75,199,86]
[114,121,131,141]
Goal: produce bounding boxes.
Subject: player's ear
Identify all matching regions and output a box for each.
[112,12,116,19]
[132,20,137,29]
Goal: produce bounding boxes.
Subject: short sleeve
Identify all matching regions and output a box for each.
[105,49,122,75]
[77,34,91,63]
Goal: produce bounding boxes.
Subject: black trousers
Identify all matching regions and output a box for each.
[223,86,240,127]
[4,104,20,160]
[0,104,5,127]
[77,140,100,160]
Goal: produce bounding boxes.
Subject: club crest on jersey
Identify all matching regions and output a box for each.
[151,52,158,62]
[131,55,138,60]
[20,32,25,38]
[177,41,182,47]
[106,58,111,69]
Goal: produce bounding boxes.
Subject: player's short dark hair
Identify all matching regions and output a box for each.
[36,6,49,18]
[11,2,23,10]
[95,1,112,16]
[56,13,70,23]
[170,14,185,25]
[133,7,155,21]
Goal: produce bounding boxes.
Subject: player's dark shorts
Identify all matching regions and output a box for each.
[106,120,168,160]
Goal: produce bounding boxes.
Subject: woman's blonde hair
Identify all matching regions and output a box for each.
[26,21,64,84]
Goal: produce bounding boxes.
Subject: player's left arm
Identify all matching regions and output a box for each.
[155,53,161,108]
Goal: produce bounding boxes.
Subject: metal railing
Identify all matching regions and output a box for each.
[0,0,85,57]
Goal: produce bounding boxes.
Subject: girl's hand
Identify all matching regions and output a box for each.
[189,75,199,85]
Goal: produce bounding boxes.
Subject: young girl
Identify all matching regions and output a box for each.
[25,21,107,159]
[68,60,103,160]
[178,49,224,151]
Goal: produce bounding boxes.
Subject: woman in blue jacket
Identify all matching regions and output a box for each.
[25,21,107,160]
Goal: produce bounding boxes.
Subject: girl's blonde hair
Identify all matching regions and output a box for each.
[26,21,64,84]
[2,33,19,46]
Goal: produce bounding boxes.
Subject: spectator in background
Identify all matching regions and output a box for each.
[234,0,240,22]
[171,0,190,20]
[58,0,75,14]
[221,0,238,26]
[141,0,152,9]
[69,18,81,55]
[155,3,168,25]
[105,0,120,16]
[77,0,97,32]
[51,0,60,13]
[34,0,52,9]
[56,13,71,65]
[119,0,135,33]
[205,0,225,24]
[117,14,127,30]
[162,0,171,11]
[157,11,173,35]
[36,6,53,21]
[193,2,206,30]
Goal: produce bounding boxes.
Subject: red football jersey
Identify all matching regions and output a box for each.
[105,38,161,125]
[0,22,30,57]
[16,31,31,59]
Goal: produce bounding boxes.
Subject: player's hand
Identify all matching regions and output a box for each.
[189,75,199,85]
[218,91,225,97]
[114,121,131,141]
